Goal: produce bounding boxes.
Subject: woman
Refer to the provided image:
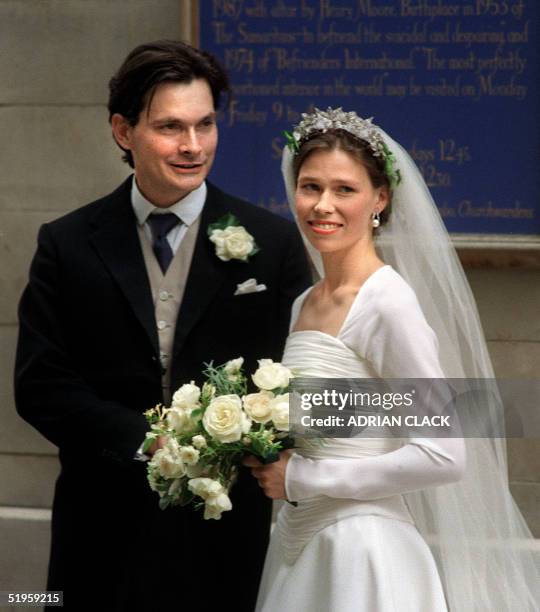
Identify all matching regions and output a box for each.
[245,108,539,611]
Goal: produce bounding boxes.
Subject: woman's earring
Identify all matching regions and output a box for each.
[371,211,381,228]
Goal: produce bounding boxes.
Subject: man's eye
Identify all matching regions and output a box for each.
[160,124,178,131]
[200,118,215,128]
[338,185,354,193]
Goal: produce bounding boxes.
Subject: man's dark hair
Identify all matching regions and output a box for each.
[108,40,231,167]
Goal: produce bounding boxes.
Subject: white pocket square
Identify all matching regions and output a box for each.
[234,278,267,295]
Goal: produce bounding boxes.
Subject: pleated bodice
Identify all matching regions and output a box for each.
[278,331,414,564]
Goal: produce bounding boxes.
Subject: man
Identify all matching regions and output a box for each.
[15,41,311,611]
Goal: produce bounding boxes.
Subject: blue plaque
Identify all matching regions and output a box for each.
[200,0,539,237]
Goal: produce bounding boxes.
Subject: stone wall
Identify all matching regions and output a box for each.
[0,0,191,597]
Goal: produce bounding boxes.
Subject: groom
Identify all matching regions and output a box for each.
[15,40,310,611]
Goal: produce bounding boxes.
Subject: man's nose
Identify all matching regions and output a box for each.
[179,128,202,156]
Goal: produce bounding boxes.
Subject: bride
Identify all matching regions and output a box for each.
[244,108,540,611]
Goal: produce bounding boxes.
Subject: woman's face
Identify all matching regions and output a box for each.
[295,148,388,254]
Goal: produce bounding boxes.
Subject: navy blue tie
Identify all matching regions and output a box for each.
[147,213,181,273]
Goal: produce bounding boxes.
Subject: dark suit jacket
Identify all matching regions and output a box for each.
[14,176,311,611]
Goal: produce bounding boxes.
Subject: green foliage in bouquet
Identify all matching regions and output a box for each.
[143,357,294,519]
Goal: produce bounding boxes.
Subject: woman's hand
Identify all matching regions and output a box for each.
[243,450,293,500]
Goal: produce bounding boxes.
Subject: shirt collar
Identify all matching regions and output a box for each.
[131,177,207,227]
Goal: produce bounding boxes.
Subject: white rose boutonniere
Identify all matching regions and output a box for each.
[208,213,260,262]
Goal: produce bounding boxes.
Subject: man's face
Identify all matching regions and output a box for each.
[112,79,218,207]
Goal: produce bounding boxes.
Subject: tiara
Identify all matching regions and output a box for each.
[284,107,401,188]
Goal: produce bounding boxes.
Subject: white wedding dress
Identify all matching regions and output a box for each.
[256,266,465,612]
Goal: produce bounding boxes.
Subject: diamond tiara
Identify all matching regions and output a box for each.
[284,107,401,188]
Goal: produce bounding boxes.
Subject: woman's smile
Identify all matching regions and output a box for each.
[308,220,344,235]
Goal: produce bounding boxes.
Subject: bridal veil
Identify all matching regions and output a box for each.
[281,120,540,611]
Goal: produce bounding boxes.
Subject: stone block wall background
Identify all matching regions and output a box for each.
[0,0,191,599]
[1,0,538,600]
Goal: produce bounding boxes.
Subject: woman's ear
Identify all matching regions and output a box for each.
[376,186,390,213]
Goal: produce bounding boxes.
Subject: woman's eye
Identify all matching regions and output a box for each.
[301,183,319,192]
[338,185,354,193]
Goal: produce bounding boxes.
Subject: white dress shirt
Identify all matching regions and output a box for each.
[131,178,206,252]
[131,177,206,461]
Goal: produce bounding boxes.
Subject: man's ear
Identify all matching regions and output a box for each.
[111,114,133,150]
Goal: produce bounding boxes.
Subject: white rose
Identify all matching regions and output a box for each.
[179,445,200,466]
[148,470,160,492]
[202,382,216,396]
[163,436,180,454]
[203,395,251,442]
[242,391,274,423]
[166,407,190,433]
[224,357,244,374]
[204,492,232,520]
[270,393,290,432]
[151,447,186,479]
[188,477,224,500]
[209,226,255,261]
[224,358,244,382]
[172,382,201,410]
[252,359,292,391]
[191,435,207,449]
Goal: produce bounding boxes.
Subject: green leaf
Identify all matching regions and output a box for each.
[159,496,171,511]
[142,436,156,453]
[250,437,266,456]
[207,212,240,235]
[260,450,280,464]
[283,130,299,153]
[178,490,195,506]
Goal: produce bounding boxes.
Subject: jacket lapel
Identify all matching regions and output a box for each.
[88,177,159,355]
[172,184,228,356]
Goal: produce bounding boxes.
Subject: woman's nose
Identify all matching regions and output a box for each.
[313,191,334,214]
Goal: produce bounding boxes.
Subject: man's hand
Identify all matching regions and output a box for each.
[242,450,293,500]
[146,435,167,456]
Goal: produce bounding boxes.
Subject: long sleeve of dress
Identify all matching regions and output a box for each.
[285,268,466,502]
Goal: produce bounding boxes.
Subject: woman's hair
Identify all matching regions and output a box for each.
[293,130,392,226]
[108,40,231,167]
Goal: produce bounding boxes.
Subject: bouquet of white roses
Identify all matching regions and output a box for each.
[143,357,293,520]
